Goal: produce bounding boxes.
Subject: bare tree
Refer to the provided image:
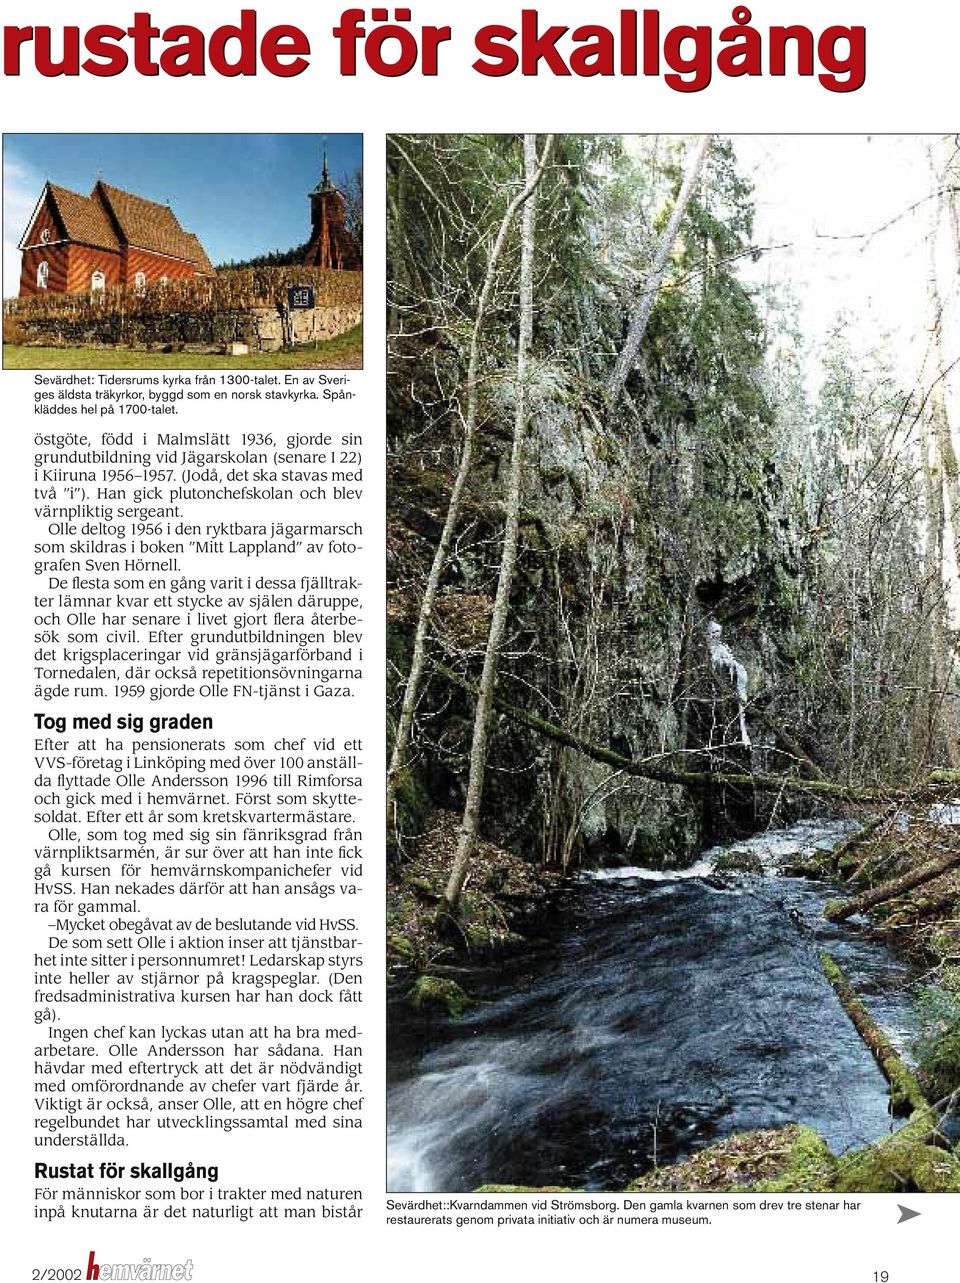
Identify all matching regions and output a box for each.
[341,166,363,242]
[386,136,554,843]
[922,142,960,764]
[443,134,544,912]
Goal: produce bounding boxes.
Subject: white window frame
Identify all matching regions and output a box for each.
[91,269,106,292]
[40,228,51,244]
[37,261,49,289]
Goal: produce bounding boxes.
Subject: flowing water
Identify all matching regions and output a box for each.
[387,821,920,1192]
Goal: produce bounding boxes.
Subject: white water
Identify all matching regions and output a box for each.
[583,819,858,883]
[388,819,915,1193]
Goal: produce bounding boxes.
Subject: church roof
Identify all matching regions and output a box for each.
[310,151,338,196]
[46,183,120,252]
[21,179,211,270]
[95,183,212,269]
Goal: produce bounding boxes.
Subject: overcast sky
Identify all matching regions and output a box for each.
[3,132,362,290]
[733,135,954,393]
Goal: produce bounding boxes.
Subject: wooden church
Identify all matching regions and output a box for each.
[303,156,361,272]
[18,179,212,297]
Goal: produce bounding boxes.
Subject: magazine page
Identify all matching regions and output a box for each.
[2,5,959,1282]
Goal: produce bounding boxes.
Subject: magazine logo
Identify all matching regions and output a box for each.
[86,1252,194,1281]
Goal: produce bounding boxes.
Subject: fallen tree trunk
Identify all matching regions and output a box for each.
[431,661,916,805]
[819,952,928,1116]
[824,845,960,921]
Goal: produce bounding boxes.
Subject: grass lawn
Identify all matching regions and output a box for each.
[3,325,362,371]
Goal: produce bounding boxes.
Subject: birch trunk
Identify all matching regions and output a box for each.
[443,134,541,912]
[930,256,960,568]
[922,409,960,767]
[944,133,960,278]
[605,134,712,408]
[924,143,960,765]
[386,136,554,843]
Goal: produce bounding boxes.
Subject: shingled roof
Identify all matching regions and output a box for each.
[21,179,211,271]
[95,182,212,270]
[46,183,121,252]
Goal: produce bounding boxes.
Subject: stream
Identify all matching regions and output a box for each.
[387,821,921,1192]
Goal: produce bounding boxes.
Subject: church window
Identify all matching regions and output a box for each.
[40,228,51,244]
[37,261,49,289]
[91,269,106,292]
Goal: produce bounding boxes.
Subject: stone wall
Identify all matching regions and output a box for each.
[5,300,361,353]
[250,303,364,352]
[4,266,362,353]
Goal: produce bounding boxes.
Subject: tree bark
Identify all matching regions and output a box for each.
[917,394,954,764]
[944,133,960,279]
[386,136,554,844]
[928,142,960,570]
[605,135,712,408]
[444,134,542,913]
[922,140,960,765]
[819,952,928,1115]
[824,845,960,921]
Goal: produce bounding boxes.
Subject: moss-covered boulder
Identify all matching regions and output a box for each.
[713,848,765,875]
[833,1111,960,1193]
[410,974,473,1018]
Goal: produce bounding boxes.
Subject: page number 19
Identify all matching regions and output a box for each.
[874,1272,890,1282]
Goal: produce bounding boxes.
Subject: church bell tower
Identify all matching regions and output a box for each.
[304,148,359,271]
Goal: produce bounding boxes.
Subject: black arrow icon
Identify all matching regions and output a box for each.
[897,1205,920,1223]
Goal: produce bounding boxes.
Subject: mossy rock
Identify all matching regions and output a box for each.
[749,1127,837,1192]
[831,1144,960,1190]
[410,974,472,1018]
[408,876,440,901]
[714,849,765,875]
[387,933,417,961]
[463,922,496,952]
[904,1146,960,1192]
[833,1111,960,1193]
[780,858,829,879]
